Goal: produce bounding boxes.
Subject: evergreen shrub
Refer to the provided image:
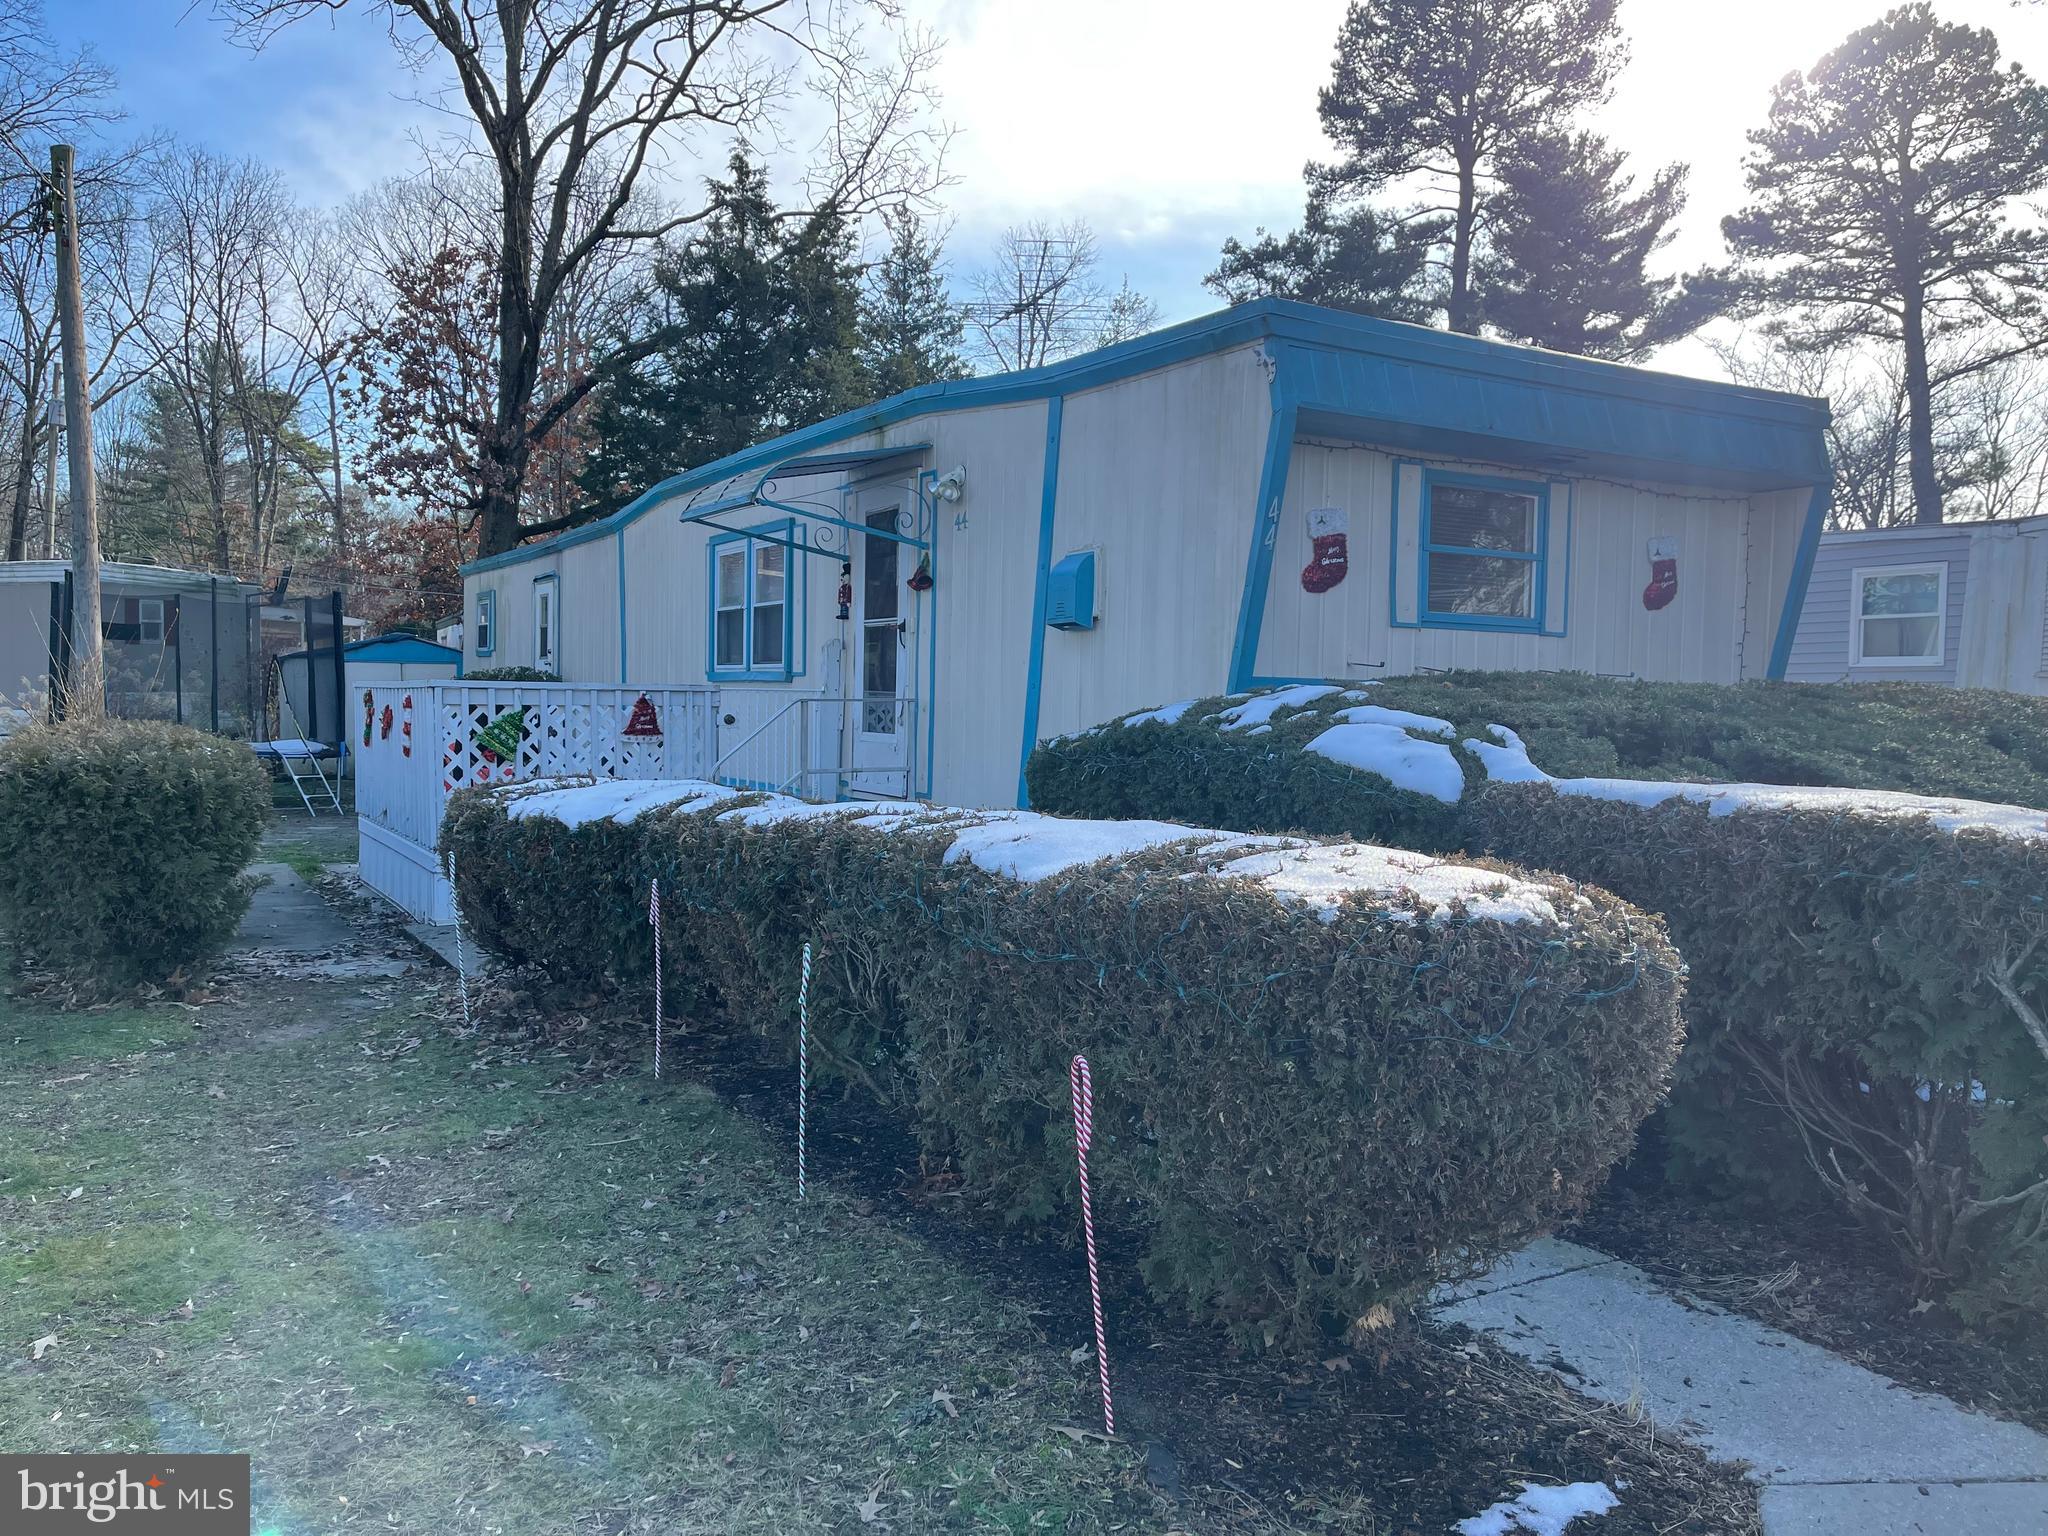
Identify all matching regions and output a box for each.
[0,719,269,992]
[1027,680,2048,1321]
[441,781,1684,1347]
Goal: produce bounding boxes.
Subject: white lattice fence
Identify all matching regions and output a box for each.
[357,682,718,922]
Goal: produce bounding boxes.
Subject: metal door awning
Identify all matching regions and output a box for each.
[676,443,931,556]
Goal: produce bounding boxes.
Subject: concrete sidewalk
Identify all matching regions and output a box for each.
[1435,1239,2048,1535]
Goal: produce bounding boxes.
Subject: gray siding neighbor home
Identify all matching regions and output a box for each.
[1784,515,2048,695]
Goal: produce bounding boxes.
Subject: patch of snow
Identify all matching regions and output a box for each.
[1210,684,1338,732]
[1463,726,1551,785]
[1465,727,2048,840]
[1305,723,1465,804]
[1455,1481,1619,1536]
[1120,698,1197,728]
[1331,703,1455,736]
[941,813,1225,883]
[1209,844,1557,925]
[718,796,926,828]
[504,779,739,827]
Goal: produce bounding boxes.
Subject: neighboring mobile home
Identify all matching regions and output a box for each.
[460,299,1833,809]
[1784,514,2048,695]
[0,560,264,737]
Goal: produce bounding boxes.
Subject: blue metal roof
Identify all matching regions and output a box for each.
[465,298,1829,576]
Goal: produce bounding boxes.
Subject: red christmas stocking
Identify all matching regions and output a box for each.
[1642,556,1678,611]
[1302,531,1349,593]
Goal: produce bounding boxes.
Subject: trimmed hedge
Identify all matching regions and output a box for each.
[1028,683,2048,1322]
[0,719,269,992]
[1029,674,2048,828]
[443,781,1685,1347]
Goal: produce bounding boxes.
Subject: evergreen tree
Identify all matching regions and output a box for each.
[580,154,866,505]
[1206,197,1442,322]
[859,208,967,395]
[1724,4,2048,524]
[1478,130,1697,360]
[1317,0,1626,334]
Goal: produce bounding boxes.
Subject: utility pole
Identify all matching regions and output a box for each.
[39,380,60,559]
[49,144,102,717]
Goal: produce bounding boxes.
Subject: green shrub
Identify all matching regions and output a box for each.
[1029,679,2048,1323]
[1467,782,2048,1320]
[1028,674,2048,823]
[463,666,559,682]
[0,719,269,992]
[443,780,1684,1348]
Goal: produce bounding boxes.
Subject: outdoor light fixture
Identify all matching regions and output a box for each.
[933,466,967,502]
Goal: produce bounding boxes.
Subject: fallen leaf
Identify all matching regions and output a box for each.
[29,1333,58,1361]
[718,1359,738,1389]
[1069,1344,1091,1366]
[206,1085,227,1101]
[567,1292,599,1311]
[517,1441,555,1459]
[856,1478,888,1524]
[1051,1424,1113,1444]
[65,1187,82,1201]
[930,1387,958,1419]
[163,1299,195,1322]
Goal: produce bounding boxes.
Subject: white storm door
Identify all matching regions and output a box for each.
[850,501,912,796]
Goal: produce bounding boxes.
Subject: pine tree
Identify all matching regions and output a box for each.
[1317,0,1626,334]
[580,154,866,505]
[1478,130,1697,360]
[1724,4,2048,524]
[859,208,967,396]
[1206,197,1442,322]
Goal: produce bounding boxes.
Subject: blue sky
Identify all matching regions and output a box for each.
[48,1,2048,379]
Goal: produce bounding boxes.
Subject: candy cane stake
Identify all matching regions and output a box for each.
[1070,1054,1114,1437]
[649,878,664,1080]
[446,851,472,1034]
[797,941,812,1201]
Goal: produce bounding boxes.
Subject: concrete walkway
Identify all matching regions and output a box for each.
[1435,1239,2048,1535]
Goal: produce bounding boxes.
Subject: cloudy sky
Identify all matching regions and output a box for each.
[49,0,2048,379]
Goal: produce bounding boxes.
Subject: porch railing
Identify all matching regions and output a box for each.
[712,689,919,801]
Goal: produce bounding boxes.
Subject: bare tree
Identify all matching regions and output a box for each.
[964,220,1136,371]
[221,0,946,558]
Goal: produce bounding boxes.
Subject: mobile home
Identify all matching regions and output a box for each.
[461,299,1832,809]
[1784,514,2048,695]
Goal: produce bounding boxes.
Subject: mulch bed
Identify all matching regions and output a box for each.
[470,973,1762,1535]
[1568,1180,2048,1435]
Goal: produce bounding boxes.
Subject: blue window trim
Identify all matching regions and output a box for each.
[474,589,496,656]
[706,518,800,682]
[1417,468,1550,634]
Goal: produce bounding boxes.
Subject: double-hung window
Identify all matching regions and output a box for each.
[474,590,495,656]
[1420,473,1546,630]
[138,598,165,644]
[1850,564,1945,667]
[710,525,791,679]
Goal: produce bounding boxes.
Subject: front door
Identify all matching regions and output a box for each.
[850,501,913,797]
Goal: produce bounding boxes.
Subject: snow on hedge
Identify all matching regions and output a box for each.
[489,777,1562,924]
[1468,725,2048,841]
[1097,683,2048,842]
[1455,1481,1619,1536]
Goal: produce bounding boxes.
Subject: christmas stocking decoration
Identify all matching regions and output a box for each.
[1642,537,1679,611]
[1301,506,1350,594]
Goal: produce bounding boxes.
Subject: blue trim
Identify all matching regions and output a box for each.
[474,589,495,657]
[1017,396,1064,808]
[1767,481,1832,680]
[1225,381,1299,692]
[1539,480,1575,640]
[616,530,628,684]
[918,469,941,801]
[1416,469,1550,634]
[464,297,1830,579]
[1388,458,1417,629]
[706,518,800,682]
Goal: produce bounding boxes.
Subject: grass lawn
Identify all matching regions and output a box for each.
[0,981,1160,1534]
